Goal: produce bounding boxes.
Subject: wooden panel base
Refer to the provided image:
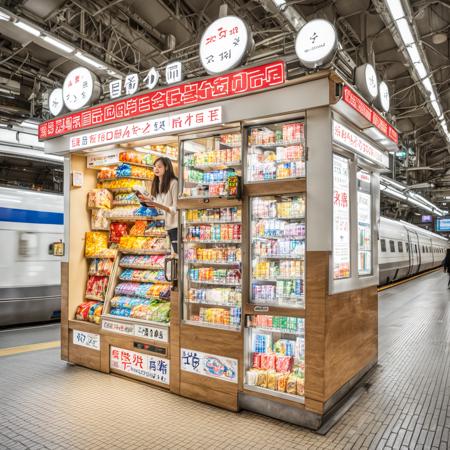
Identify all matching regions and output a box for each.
[180,381,239,411]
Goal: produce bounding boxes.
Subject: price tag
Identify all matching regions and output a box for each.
[254,306,269,312]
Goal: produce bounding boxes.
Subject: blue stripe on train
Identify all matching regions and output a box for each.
[0,207,63,225]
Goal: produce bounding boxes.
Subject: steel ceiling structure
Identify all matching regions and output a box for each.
[0,0,449,209]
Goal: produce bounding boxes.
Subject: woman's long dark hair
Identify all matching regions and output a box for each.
[151,157,177,197]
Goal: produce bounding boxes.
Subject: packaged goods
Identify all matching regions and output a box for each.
[256,371,268,388]
[75,301,98,321]
[88,258,114,276]
[108,206,137,219]
[113,192,140,206]
[267,370,277,390]
[110,222,129,243]
[97,168,116,180]
[286,373,297,395]
[296,377,305,396]
[129,221,147,236]
[88,303,103,324]
[119,254,165,269]
[246,369,258,386]
[277,372,289,392]
[97,179,145,191]
[85,275,109,300]
[87,189,112,209]
[91,209,110,230]
[119,269,165,283]
[85,232,113,257]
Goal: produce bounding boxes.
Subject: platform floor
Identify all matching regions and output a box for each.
[1,271,450,449]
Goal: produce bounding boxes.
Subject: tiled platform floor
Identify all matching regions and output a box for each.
[1,271,450,449]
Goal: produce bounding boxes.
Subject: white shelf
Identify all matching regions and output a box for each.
[185,162,241,171]
[185,300,241,308]
[253,255,304,260]
[187,260,241,266]
[248,326,304,336]
[253,236,305,241]
[185,240,241,245]
[189,280,241,287]
[183,319,240,331]
[249,140,303,149]
[251,298,305,307]
[244,384,305,404]
[252,277,303,282]
[102,313,170,328]
[185,220,241,225]
[252,216,305,221]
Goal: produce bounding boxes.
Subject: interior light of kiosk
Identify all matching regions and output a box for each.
[386,0,406,20]
[396,18,415,46]
[431,100,441,117]
[14,19,41,36]
[413,61,427,80]
[0,10,11,21]
[384,187,407,200]
[422,77,433,95]
[75,51,106,69]
[406,44,421,64]
[42,35,74,53]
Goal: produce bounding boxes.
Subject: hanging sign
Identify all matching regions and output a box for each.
[39,60,284,140]
[199,15,253,74]
[332,120,389,168]
[62,66,101,111]
[165,61,184,84]
[295,19,338,69]
[342,85,398,144]
[70,106,222,150]
[49,88,65,116]
[72,330,100,350]
[355,63,378,101]
[377,81,390,113]
[110,346,169,384]
[180,348,238,383]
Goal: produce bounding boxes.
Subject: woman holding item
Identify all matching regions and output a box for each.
[136,157,179,254]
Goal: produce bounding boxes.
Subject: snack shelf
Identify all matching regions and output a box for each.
[244,384,305,404]
[109,215,165,222]
[185,240,241,245]
[189,280,241,287]
[186,162,241,171]
[253,216,305,221]
[119,264,164,270]
[253,277,303,282]
[249,140,303,149]
[102,313,170,327]
[118,277,171,285]
[108,188,135,193]
[185,220,242,225]
[112,200,141,206]
[85,294,105,302]
[253,255,304,260]
[186,300,240,308]
[98,176,153,182]
[254,236,305,241]
[136,148,177,161]
[88,272,112,277]
[186,260,241,267]
[183,319,240,332]
[118,248,170,255]
[86,253,118,259]
[249,326,304,336]
[179,195,240,201]
[112,293,171,302]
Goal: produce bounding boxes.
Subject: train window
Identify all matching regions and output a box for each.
[389,240,395,252]
[380,239,386,252]
[398,242,403,253]
[406,243,409,253]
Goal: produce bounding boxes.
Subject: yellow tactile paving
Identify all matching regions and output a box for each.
[0,340,60,357]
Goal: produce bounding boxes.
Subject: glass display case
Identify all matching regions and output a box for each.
[181,132,242,198]
[246,120,305,182]
[245,314,305,401]
[181,206,243,330]
[250,195,305,308]
[357,170,372,275]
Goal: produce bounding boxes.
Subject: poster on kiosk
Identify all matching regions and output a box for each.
[39,14,395,430]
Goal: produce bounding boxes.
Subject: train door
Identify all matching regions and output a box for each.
[407,230,420,275]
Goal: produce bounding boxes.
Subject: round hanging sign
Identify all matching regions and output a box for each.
[199,16,253,75]
[295,19,338,69]
[355,63,378,101]
[62,66,100,111]
[48,88,65,116]
[378,81,390,113]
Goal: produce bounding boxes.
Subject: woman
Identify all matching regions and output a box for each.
[443,249,450,288]
[137,157,178,254]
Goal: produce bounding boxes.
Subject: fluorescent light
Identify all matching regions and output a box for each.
[272,0,287,9]
[0,10,11,21]
[42,35,74,53]
[386,0,405,20]
[14,20,41,37]
[407,44,421,63]
[75,51,106,69]
[413,61,427,79]
[431,100,441,117]
[20,120,39,129]
[422,77,433,95]
[396,18,414,46]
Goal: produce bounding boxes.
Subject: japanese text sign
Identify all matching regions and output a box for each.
[62,67,99,112]
[73,330,100,351]
[110,346,170,384]
[69,106,222,150]
[180,348,238,383]
[39,61,285,140]
[332,120,389,168]
[102,319,168,343]
[342,85,398,144]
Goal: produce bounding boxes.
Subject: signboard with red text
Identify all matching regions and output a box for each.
[39,61,285,140]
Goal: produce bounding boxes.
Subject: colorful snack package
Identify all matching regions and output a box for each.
[276,355,293,373]
[246,370,258,386]
[252,353,261,369]
[91,209,110,230]
[85,232,109,257]
[286,373,297,395]
[267,370,277,390]
[296,377,305,396]
[75,301,97,321]
[87,189,112,209]
[277,372,289,392]
[110,222,129,243]
[257,370,268,388]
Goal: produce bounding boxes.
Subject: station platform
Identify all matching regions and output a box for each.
[0,270,449,449]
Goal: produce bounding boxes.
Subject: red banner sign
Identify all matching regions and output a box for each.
[39,61,285,140]
[342,85,398,145]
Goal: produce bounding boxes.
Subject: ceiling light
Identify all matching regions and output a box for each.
[20,120,40,129]
[431,100,441,117]
[413,61,427,79]
[396,18,415,46]
[432,33,447,45]
[386,0,406,20]
[75,51,106,69]
[14,19,41,37]
[406,44,421,63]
[422,77,433,95]
[0,10,11,21]
[272,0,287,10]
[42,35,74,53]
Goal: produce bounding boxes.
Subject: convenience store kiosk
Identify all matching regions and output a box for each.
[41,60,397,429]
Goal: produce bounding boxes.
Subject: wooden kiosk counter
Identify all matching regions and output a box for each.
[41,62,397,429]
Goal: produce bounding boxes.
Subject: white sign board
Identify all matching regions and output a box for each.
[49,88,64,116]
[102,319,135,335]
[199,15,252,74]
[333,154,351,280]
[72,329,100,350]
[295,19,338,69]
[110,346,169,384]
[355,63,378,101]
[332,120,389,168]
[70,106,222,150]
[165,61,183,84]
[62,66,99,111]
[102,319,169,343]
[87,150,121,168]
[181,348,238,383]
[378,81,390,113]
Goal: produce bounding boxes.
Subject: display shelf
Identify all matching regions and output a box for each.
[185,300,241,308]
[253,236,305,241]
[109,215,165,222]
[186,260,241,267]
[189,280,241,287]
[185,240,241,245]
[248,326,304,336]
[244,384,305,404]
[108,188,135,193]
[93,161,154,169]
[185,162,241,171]
[185,220,242,225]
[251,299,305,308]
[218,142,241,148]
[98,176,153,182]
[102,313,170,327]
[135,148,177,161]
[252,216,305,221]
[118,248,170,255]
[253,255,304,260]
[119,264,164,270]
[85,294,105,302]
[183,319,240,331]
[249,140,303,149]
[112,200,141,206]
[86,254,118,259]
[118,276,171,285]
[112,293,171,302]
[253,277,303,282]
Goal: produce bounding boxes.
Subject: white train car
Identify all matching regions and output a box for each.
[379,217,448,285]
[0,186,63,326]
